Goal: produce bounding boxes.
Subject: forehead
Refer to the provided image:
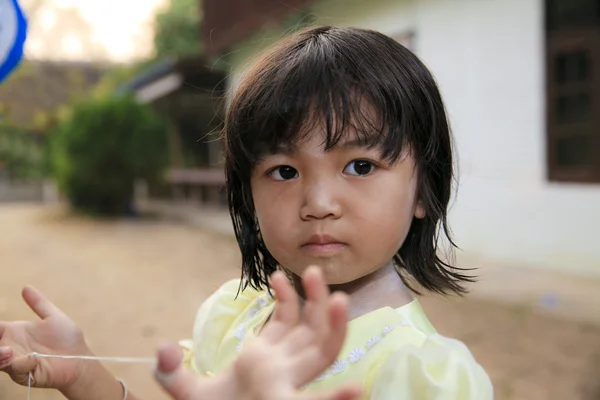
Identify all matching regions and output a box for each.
[272,129,384,155]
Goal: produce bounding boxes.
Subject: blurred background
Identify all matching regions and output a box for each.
[1,0,600,399]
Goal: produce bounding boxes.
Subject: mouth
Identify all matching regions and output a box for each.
[301,234,347,256]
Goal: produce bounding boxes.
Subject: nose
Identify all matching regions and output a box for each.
[299,179,342,221]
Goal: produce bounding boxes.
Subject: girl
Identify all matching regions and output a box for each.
[0,26,493,399]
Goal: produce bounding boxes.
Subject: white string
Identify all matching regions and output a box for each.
[27,352,156,364]
[25,352,156,399]
[27,373,32,400]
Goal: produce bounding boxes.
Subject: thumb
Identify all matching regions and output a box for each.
[154,342,199,400]
[22,286,63,320]
[5,354,38,386]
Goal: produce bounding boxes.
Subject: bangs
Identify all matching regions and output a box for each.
[252,83,406,161]
[225,26,430,173]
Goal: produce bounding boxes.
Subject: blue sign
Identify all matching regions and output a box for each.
[0,0,27,84]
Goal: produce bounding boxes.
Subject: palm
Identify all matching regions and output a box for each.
[0,286,88,390]
[155,267,362,400]
[232,268,356,400]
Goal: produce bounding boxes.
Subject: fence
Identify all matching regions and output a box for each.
[0,180,59,203]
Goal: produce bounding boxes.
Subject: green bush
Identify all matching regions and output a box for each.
[51,96,169,215]
[0,123,45,181]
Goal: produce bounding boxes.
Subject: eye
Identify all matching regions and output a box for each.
[269,165,299,181]
[344,160,376,176]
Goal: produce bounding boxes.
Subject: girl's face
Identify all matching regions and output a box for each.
[250,129,425,285]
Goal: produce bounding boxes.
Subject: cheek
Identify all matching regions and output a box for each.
[256,209,284,242]
[355,180,418,250]
[252,183,296,253]
[256,211,297,268]
[370,200,414,244]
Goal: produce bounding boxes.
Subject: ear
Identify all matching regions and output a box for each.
[414,202,426,219]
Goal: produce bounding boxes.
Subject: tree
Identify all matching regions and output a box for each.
[0,123,45,181]
[153,0,202,59]
[51,96,169,216]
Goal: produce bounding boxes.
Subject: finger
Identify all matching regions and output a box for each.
[5,354,37,385]
[282,267,331,353]
[22,286,63,320]
[271,271,300,326]
[0,321,7,336]
[0,346,14,367]
[320,293,350,358]
[290,293,350,385]
[154,342,201,400]
[301,267,330,332]
[259,272,300,343]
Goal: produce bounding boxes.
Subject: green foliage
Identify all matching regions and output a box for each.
[50,96,169,215]
[153,0,202,59]
[0,124,45,181]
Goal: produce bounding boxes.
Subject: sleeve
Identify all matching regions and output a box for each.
[370,333,493,400]
[179,279,253,375]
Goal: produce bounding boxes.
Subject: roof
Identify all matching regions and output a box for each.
[202,0,316,55]
[116,58,178,95]
[0,59,108,128]
[116,56,227,103]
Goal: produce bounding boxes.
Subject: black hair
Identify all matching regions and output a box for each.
[224,26,474,295]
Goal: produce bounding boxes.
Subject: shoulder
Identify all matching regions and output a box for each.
[180,279,268,374]
[191,279,258,339]
[371,331,493,399]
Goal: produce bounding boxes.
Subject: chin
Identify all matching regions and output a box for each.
[285,263,349,282]
[324,263,389,287]
[314,265,366,286]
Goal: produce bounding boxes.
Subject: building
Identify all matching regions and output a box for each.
[0,60,107,129]
[119,57,228,207]
[203,0,600,277]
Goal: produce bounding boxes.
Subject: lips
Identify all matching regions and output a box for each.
[304,234,343,245]
[301,234,347,255]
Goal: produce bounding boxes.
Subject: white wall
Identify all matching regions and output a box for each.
[229,0,600,277]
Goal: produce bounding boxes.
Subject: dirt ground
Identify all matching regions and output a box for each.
[1,204,600,400]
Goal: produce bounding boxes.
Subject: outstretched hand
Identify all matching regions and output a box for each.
[155,266,362,400]
[0,286,90,391]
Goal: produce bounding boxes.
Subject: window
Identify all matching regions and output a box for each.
[545,0,600,183]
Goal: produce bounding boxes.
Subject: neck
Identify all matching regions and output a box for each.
[291,262,414,321]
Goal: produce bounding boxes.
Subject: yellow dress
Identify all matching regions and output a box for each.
[180,279,493,399]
